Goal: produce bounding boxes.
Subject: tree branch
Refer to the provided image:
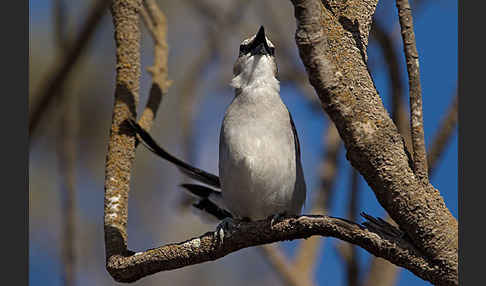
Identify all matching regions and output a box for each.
[427,94,458,176]
[346,169,360,286]
[104,0,143,267]
[395,0,428,183]
[289,0,457,284]
[106,214,445,284]
[138,0,171,132]
[370,20,412,152]
[29,0,111,138]
[54,1,77,285]
[259,244,314,286]
[361,19,407,286]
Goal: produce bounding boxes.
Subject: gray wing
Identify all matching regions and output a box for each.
[288,112,301,160]
[288,110,307,213]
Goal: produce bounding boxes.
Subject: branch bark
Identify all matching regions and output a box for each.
[361,19,407,286]
[138,0,171,132]
[104,0,143,267]
[396,0,428,183]
[289,0,457,284]
[106,215,443,284]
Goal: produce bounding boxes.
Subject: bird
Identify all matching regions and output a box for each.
[129,26,306,223]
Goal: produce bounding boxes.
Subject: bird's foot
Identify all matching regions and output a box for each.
[214,217,236,245]
[270,213,286,228]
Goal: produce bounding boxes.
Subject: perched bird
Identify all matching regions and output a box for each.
[129,26,306,222]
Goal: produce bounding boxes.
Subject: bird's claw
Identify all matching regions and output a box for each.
[270,213,285,228]
[214,217,235,244]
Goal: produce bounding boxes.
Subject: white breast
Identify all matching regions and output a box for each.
[219,91,304,220]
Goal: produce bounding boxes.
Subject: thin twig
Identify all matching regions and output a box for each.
[57,92,78,286]
[362,256,400,286]
[294,123,341,276]
[29,0,111,138]
[53,1,77,285]
[138,0,171,132]
[395,0,428,183]
[427,94,458,176]
[259,244,314,286]
[346,169,360,286]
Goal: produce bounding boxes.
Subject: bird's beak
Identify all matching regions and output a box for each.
[248,26,271,55]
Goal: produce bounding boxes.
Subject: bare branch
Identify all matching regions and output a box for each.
[370,20,412,152]
[362,20,406,286]
[294,123,341,276]
[427,94,458,176]
[29,0,111,138]
[259,244,315,286]
[289,0,457,284]
[346,169,360,286]
[53,0,69,52]
[395,0,428,183]
[138,0,171,132]
[362,257,400,286]
[106,215,446,284]
[57,92,78,286]
[54,1,77,286]
[104,0,143,264]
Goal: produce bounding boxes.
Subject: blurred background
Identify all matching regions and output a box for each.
[29,0,458,285]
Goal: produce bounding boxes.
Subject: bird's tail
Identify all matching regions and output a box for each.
[180,184,232,220]
[127,119,221,188]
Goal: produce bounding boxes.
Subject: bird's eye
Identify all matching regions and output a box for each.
[268,47,275,55]
[239,44,249,55]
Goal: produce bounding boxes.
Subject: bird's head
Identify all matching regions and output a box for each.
[231,26,278,90]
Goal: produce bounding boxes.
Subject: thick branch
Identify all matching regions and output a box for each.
[370,20,412,152]
[29,0,111,138]
[106,215,445,284]
[362,20,406,286]
[104,0,143,263]
[289,0,457,284]
[396,0,428,183]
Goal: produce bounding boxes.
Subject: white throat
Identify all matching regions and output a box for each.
[230,55,279,95]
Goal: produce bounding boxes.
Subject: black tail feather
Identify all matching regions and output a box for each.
[193,199,232,220]
[127,119,221,188]
[180,184,231,220]
[180,183,221,198]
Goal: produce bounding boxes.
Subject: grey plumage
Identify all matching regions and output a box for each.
[129,26,306,221]
[220,26,306,220]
